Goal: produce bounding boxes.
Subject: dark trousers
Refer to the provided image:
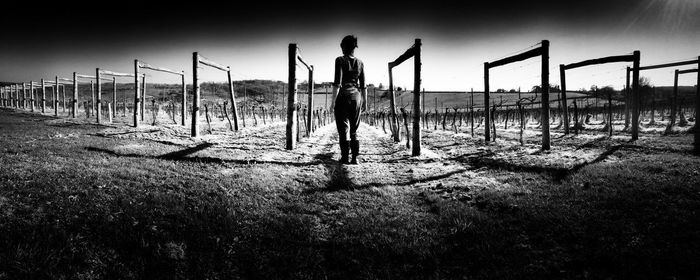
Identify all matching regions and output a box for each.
[334,88,362,142]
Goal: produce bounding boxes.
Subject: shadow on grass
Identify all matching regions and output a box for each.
[84,145,322,167]
[450,145,625,182]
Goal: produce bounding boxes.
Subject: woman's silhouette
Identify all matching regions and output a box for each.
[332,35,367,164]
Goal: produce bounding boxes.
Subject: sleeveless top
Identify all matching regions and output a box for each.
[333,55,365,90]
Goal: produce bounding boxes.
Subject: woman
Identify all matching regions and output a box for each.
[332,35,368,164]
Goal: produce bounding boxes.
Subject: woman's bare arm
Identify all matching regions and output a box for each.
[331,85,339,113]
[360,62,367,112]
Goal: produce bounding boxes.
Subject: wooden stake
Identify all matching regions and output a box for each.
[631,51,640,140]
[41,79,46,113]
[181,72,187,126]
[108,102,113,123]
[388,64,400,142]
[625,67,630,129]
[112,77,116,119]
[226,68,239,131]
[541,40,550,150]
[96,70,101,123]
[411,38,422,156]
[306,66,314,135]
[191,52,201,137]
[560,64,569,134]
[91,80,95,115]
[141,75,146,122]
[484,62,490,141]
[133,60,141,127]
[286,44,298,149]
[695,57,700,153]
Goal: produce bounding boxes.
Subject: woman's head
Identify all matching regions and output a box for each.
[340,35,358,55]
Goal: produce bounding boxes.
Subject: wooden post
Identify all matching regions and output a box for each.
[625,67,631,129]
[541,40,551,150]
[484,62,490,141]
[22,83,27,110]
[61,84,66,113]
[226,68,239,131]
[90,80,95,115]
[631,51,640,140]
[181,72,186,126]
[388,64,400,142]
[112,77,116,119]
[71,73,77,118]
[108,102,113,123]
[30,81,35,112]
[96,69,102,123]
[133,60,141,127]
[41,79,46,113]
[695,57,700,153]
[669,70,679,130]
[471,88,474,137]
[141,75,146,122]
[608,88,613,137]
[306,66,314,135]
[411,38,422,156]
[286,44,298,149]
[560,64,569,134]
[54,76,59,116]
[192,52,201,137]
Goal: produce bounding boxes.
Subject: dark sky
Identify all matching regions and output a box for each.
[2,0,698,90]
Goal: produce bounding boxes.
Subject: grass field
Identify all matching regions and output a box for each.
[1,107,699,279]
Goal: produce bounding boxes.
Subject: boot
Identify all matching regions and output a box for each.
[350,140,360,164]
[339,140,350,164]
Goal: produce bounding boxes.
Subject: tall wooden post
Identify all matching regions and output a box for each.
[608,87,613,137]
[695,57,700,153]
[61,84,66,113]
[541,40,551,150]
[226,68,239,131]
[90,80,95,114]
[53,77,58,116]
[559,64,569,134]
[141,75,146,122]
[671,70,679,128]
[30,81,35,112]
[112,77,116,119]
[411,38,422,156]
[14,84,18,108]
[133,60,140,127]
[191,52,201,137]
[631,51,640,140]
[181,72,186,126]
[96,69,102,123]
[388,64,400,142]
[22,83,27,110]
[625,67,631,129]
[41,79,46,113]
[484,62,490,141]
[306,66,314,135]
[286,44,298,149]
[71,73,77,118]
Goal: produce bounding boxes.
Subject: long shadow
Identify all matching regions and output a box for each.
[85,146,323,167]
[158,143,214,159]
[304,168,467,195]
[310,141,356,192]
[448,145,625,182]
[90,129,160,137]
